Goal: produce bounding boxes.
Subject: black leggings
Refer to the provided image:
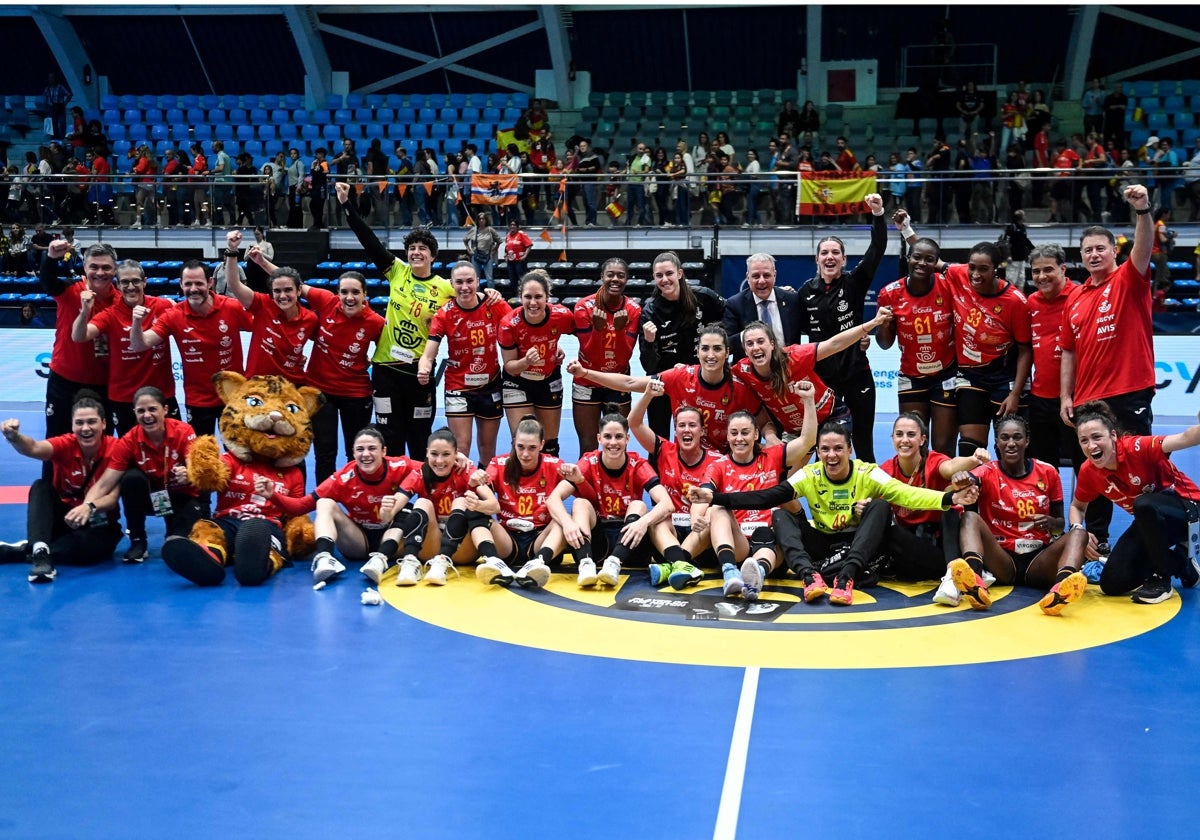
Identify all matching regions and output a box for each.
[119,470,208,541]
[826,365,877,463]
[1078,388,1155,544]
[883,508,962,581]
[1100,492,1195,596]
[772,498,891,580]
[372,364,435,461]
[27,478,122,564]
[311,392,375,484]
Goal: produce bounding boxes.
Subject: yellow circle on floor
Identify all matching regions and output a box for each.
[381,571,1179,669]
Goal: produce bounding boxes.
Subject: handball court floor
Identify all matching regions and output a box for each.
[3,404,1200,840]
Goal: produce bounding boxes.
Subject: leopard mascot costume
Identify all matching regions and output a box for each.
[162,372,323,586]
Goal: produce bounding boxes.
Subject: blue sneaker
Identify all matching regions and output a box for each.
[721,562,743,597]
[647,562,672,586]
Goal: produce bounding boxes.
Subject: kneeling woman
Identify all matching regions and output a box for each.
[547,405,681,589]
[951,415,1091,615]
[1071,401,1200,605]
[301,427,432,587]
[470,416,569,588]
[395,428,500,585]
[1,391,123,583]
[693,420,978,607]
[81,386,207,563]
[688,388,819,602]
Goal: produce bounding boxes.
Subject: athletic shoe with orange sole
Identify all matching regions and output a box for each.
[1039,571,1089,616]
[828,574,855,606]
[802,571,829,603]
[949,558,992,610]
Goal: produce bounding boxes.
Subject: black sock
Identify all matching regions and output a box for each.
[535,546,555,566]
[477,539,497,558]
[963,551,985,576]
[716,545,736,569]
[315,536,335,556]
[574,538,592,562]
[377,538,399,560]
[395,507,430,556]
[663,545,690,566]
[1057,566,1077,582]
[543,437,559,456]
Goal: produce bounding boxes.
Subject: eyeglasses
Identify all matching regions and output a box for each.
[117,278,145,287]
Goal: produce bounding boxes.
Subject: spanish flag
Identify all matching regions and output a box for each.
[798,171,877,216]
[469,173,519,206]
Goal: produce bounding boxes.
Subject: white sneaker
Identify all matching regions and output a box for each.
[396,555,423,586]
[131,220,142,230]
[477,556,516,587]
[576,557,598,587]
[515,558,551,589]
[982,570,997,588]
[424,554,457,586]
[598,556,621,587]
[361,552,391,584]
[310,551,346,583]
[933,572,961,606]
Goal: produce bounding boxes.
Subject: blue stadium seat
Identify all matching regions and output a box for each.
[395,107,416,125]
[248,108,268,125]
[206,109,226,124]
[276,123,298,142]
[101,94,119,110]
[145,108,164,124]
[170,124,190,142]
[383,93,405,109]
[214,124,234,142]
[261,94,280,110]
[501,108,522,124]
[1132,80,1157,97]
[241,94,260,110]
[243,141,263,159]
[199,94,219,110]
[353,108,373,124]
[151,124,170,142]
[102,108,121,126]
[334,108,353,126]
[229,108,248,124]
[181,94,200,108]
[460,107,480,124]
[269,108,289,126]
[219,94,239,110]
[166,108,184,125]
[118,94,138,109]
[112,139,132,159]
[292,108,310,124]
[419,107,437,124]
[283,93,303,109]
[448,93,467,109]
[365,94,384,109]
[258,124,278,140]
[374,108,394,125]
[510,93,529,109]
[482,107,502,124]
[466,93,488,108]
[322,124,342,143]
[439,107,458,123]
[430,123,450,140]
[325,94,343,110]
[236,125,256,142]
[427,94,448,108]
[185,107,205,125]
[310,109,331,125]
[128,124,148,142]
[192,124,213,141]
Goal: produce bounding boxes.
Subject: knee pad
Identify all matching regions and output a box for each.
[958,437,986,458]
[749,526,776,554]
[542,438,560,457]
[465,510,493,532]
[395,506,430,542]
[443,510,469,542]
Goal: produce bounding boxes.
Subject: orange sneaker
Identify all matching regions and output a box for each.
[1039,572,1088,616]
[949,558,992,610]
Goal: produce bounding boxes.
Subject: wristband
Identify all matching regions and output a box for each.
[900,223,916,240]
[223,248,239,258]
[87,501,96,513]
[1069,522,1086,531]
[1135,207,1152,216]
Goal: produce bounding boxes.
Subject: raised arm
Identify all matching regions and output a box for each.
[815,305,893,361]
[1163,410,1200,454]
[222,230,254,309]
[1,419,54,461]
[564,359,652,393]
[783,384,818,469]
[335,181,395,275]
[627,381,661,454]
[70,288,101,342]
[1124,184,1153,276]
[39,239,74,296]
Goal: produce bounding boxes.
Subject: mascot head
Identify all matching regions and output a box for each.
[212,372,324,467]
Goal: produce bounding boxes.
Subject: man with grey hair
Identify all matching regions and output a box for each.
[722,252,804,359]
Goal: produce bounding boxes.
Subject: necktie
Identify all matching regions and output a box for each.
[759,299,779,343]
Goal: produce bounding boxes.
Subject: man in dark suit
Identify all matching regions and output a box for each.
[723,253,804,359]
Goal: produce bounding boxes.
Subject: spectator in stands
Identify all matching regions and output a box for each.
[775,133,799,224]
[1151,207,1174,293]
[390,144,415,227]
[834,137,860,173]
[1082,79,1106,139]
[651,146,671,226]
[1001,209,1035,288]
[968,133,997,223]
[713,152,738,226]
[209,140,234,227]
[777,101,801,138]
[465,212,502,284]
[4,223,27,274]
[743,148,763,227]
[692,133,711,172]
[999,92,1026,160]
[234,152,258,226]
[28,223,51,273]
[129,145,157,229]
[716,132,735,159]
[42,72,71,139]
[1049,139,1081,223]
[797,100,820,134]
[627,142,652,227]
[504,219,532,285]
[1025,90,1052,137]
[160,148,185,227]
[574,139,602,226]
[1151,137,1183,211]
[924,136,953,224]
[83,120,108,157]
[187,142,209,227]
[67,106,86,161]
[1186,136,1200,222]
[1103,83,1128,147]
[19,302,44,327]
[669,150,690,227]
[884,151,906,213]
[955,81,984,139]
[1079,132,1109,224]
[526,98,549,133]
[308,147,330,231]
[285,148,304,229]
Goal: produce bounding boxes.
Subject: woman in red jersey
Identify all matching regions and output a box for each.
[570,257,641,453]
[876,412,989,601]
[81,386,205,564]
[223,229,318,386]
[499,271,576,456]
[547,405,682,589]
[419,261,511,468]
[689,387,818,602]
[875,223,959,456]
[628,382,723,580]
[469,416,569,589]
[731,311,891,444]
[0,390,122,583]
[394,428,498,586]
[1071,401,1200,605]
[302,427,429,588]
[947,415,1090,616]
[567,323,761,454]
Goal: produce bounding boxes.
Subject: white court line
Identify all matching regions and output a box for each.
[713,666,760,840]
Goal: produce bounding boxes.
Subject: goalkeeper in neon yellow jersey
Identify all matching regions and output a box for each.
[690,420,978,606]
